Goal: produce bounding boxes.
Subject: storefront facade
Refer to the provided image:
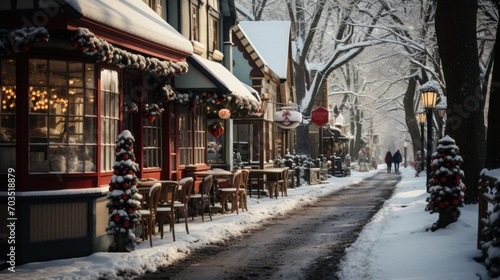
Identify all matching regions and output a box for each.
[0,0,193,264]
[231,21,297,168]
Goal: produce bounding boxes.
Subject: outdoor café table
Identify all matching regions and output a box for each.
[193,169,234,206]
[248,167,287,199]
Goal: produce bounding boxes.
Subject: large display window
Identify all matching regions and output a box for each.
[0,59,16,173]
[28,59,97,173]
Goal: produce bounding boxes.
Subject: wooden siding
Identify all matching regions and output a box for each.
[30,202,87,242]
[95,197,108,236]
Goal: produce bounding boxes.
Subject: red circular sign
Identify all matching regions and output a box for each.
[311,107,329,127]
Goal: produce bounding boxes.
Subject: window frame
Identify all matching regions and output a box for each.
[179,105,206,166]
[99,68,120,173]
[190,1,200,42]
[208,13,219,54]
[0,59,17,173]
[27,58,98,174]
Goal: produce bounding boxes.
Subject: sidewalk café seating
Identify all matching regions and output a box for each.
[156,181,181,241]
[137,182,162,247]
[190,175,213,221]
[174,177,194,234]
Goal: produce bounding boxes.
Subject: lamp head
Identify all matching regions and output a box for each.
[417,111,426,124]
[421,87,437,110]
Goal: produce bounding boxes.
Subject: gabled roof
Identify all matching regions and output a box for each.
[233,21,291,80]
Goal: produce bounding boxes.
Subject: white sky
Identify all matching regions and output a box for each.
[2,166,495,279]
[237,21,291,79]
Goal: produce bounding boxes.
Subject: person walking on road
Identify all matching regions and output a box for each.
[385,151,393,173]
[392,150,402,173]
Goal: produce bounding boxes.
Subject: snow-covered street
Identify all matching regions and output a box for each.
[0,166,489,279]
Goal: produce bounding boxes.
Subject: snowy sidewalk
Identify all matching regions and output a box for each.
[1,166,489,279]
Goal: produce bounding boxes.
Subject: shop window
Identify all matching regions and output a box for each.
[233,123,260,164]
[194,113,206,164]
[0,59,16,173]
[168,103,178,176]
[179,106,206,165]
[28,59,97,173]
[100,68,119,172]
[142,93,162,169]
[207,120,225,164]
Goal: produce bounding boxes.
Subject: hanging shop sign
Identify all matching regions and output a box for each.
[273,110,302,129]
[311,106,329,127]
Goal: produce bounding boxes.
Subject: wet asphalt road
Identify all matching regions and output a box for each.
[136,171,401,280]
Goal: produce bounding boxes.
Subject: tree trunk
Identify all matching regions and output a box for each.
[295,62,311,156]
[435,0,484,204]
[403,77,421,159]
[484,8,500,170]
[431,207,460,232]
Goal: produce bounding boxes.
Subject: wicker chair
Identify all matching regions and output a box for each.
[190,175,213,221]
[238,169,249,211]
[277,168,289,197]
[219,170,243,214]
[137,182,162,247]
[156,181,180,241]
[174,177,193,234]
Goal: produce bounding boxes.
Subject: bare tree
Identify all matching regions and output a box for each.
[482,1,500,170]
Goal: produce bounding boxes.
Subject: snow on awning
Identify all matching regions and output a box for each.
[174,55,261,113]
[63,0,193,56]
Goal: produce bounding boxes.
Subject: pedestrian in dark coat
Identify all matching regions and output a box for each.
[385,151,393,173]
[393,150,402,173]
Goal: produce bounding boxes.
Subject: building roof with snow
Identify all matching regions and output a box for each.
[234,21,291,80]
[61,0,193,56]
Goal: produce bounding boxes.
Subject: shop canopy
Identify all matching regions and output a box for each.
[174,54,261,110]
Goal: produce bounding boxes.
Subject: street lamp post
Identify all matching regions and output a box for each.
[417,111,426,177]
[421,87,438,192]
[436,104,446,139]
[403,140,408,168]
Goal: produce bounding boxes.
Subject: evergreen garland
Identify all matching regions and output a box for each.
[71,28,188,79]
[0,27,49,57]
